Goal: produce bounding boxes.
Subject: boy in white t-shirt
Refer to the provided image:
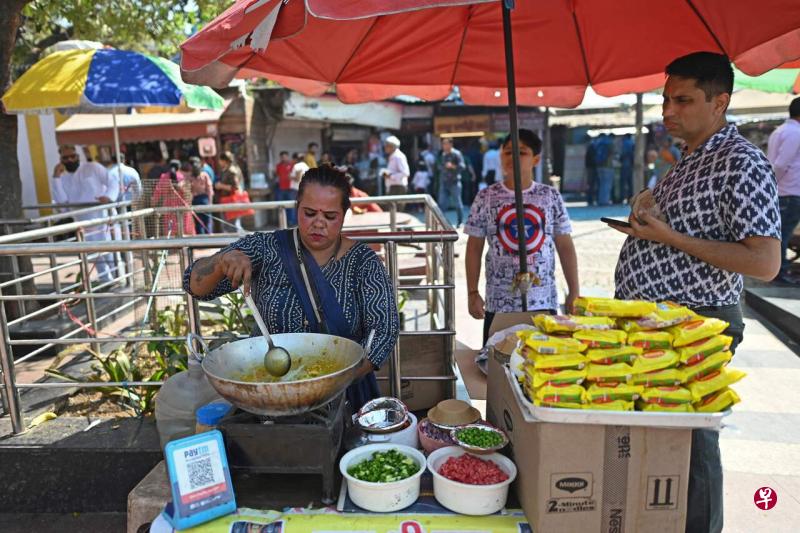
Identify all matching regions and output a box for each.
[464,129,580,344]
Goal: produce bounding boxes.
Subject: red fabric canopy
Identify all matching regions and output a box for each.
[181,0,800,107]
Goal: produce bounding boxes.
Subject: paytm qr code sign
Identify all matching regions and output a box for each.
[173,439,227,502]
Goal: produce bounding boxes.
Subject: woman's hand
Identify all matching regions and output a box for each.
[355,358,375,379]
[218,249,253,295]
[468,291,485,320]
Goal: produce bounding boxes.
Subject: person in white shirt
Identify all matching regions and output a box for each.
[52,144,119,283]
[482,141,501,184]
[382,135,410,195]
[767,96,800,284]
[108,154,142,203]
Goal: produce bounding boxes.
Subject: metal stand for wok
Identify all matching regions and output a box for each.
[217,392,346,504]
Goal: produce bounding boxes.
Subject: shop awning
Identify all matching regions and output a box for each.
[55,110,223,145]
[282,93,402,130]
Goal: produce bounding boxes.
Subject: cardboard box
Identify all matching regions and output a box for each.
[377,334,450,412]
[487,352,691,533]
[488,311,545,357]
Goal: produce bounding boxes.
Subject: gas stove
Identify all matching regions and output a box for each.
[216,393,346,504]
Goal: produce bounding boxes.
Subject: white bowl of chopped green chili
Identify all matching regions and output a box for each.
[339,443,426,512]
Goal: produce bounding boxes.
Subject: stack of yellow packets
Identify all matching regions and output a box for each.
[515,297,745,413]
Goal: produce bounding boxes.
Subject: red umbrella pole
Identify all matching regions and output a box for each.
[502,0,529,312]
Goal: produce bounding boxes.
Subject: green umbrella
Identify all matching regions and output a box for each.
[734,67,800,94]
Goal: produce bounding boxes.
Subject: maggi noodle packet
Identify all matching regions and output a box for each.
[534,399,584,409]
[530,352,587,370]
[669,318,729,347]
[530,367,587,388]
[573,329,628,348]
[678,335,733,365]
[574,297,657,318]
[619,301,697,332]
[631,349,680,374]
[682,351,733,383]
[521,333,587,355]
[687,367,746,401]
[637,401,695,413]
[628,330,674,350]
[694,387,741,413]
[585,399,634,411]
[631,368,684,387]
[534,314,616,333]
[585,345,642,364]
[586,362,634,383]
[640,385,694,405]
[585,382,644,402]
[535,383,585,404]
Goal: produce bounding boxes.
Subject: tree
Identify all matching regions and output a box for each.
[0,0,224,317]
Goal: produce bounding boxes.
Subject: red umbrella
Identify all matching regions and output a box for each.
[181,0,800,308]
[181,0,800,106]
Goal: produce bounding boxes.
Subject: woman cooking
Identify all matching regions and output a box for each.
[183,165,400,411]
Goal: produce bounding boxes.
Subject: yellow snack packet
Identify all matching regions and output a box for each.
[585,399,635,411]
[694,388,741,413]
[669,318,729,347]
[530,367,588,388]
[628,330,674,350]
[687,368,746,401]
[531,352,587,370]
[585,381,644,402]
[631,349,680,374]
[682,351,733,382]
[574,297,657,318]
[640,385,694,405]
[573,329,628,348]
[523,335,587,355]
[631,368,684,387]
[637,401,695,413]
[585,346,642,364]
[534,399,584,409]
[619,302,697,331]
[678,335,733,365]
[535,383,585,404]
[586,362,634,383]
[534,314,616,333]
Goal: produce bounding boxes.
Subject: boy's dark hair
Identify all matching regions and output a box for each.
[789,96,800,118]
[502,129,543,156]
[279,150,289,156]
[665,52,734,101]
[292,152,302,161]
[308,142,319,150]
[296,164,352,212]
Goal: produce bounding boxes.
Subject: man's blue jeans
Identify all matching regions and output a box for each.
[685,303,744,533]
[438,181,464,225]
[276,188,298,226]
[597,166,614,205]
[779,196,800,273]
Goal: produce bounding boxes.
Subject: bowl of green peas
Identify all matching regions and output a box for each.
[450,424,509,454]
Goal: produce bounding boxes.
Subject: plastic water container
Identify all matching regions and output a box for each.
[155,358,221,450]
[195,400,234,434]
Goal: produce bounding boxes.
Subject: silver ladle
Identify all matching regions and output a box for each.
[243,292,292,377]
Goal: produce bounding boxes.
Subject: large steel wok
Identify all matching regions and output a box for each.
[186,332,364,416]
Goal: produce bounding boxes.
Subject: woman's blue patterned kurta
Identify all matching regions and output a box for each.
[183,232,400,367]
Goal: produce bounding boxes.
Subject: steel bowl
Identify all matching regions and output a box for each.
[356,397,409,434]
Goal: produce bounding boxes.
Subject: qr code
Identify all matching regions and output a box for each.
[187,457,215,490]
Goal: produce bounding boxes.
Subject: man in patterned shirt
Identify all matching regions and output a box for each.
[611,52,781,533]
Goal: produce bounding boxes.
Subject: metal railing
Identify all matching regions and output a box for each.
[0,194,458,434]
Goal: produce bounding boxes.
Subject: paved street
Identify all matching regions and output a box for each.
[444,203,800,532]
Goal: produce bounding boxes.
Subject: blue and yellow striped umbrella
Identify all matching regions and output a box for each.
[2,48,223,112]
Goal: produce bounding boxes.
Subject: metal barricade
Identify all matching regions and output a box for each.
[0,195,458,434]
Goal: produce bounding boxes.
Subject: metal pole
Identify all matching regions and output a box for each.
[0,286,23,434]
[633,93,646,194]
[390,204,397,232]
[279,207,288,230]
[443,240,456,400]
[76,230,100,354]
[501,0,528,311]
[9,253,26,318]
[119,203,135,288]
[45,221,64,315]
[425,205,435,329]
[385,241,402,398]
[180,247,199,337]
